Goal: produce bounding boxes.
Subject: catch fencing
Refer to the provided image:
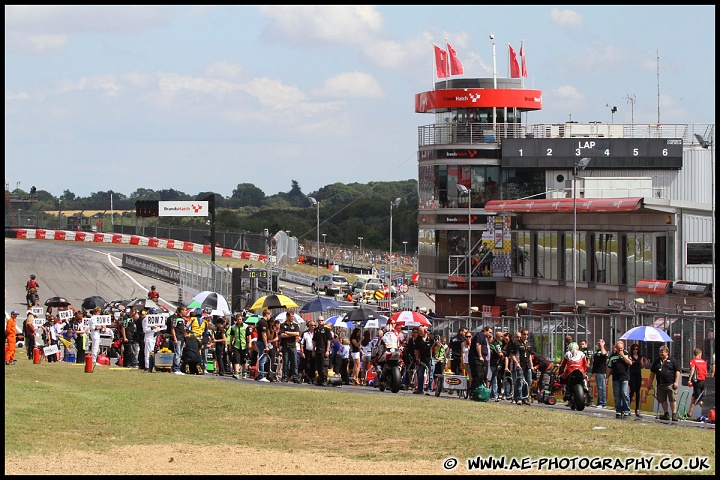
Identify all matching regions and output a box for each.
[436,312,714,368]
[177,253,232,307]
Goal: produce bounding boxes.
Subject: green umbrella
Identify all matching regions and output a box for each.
[244,315,260,325]
[187,300,202,310]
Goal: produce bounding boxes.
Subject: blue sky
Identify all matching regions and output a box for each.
[5,5,715,199]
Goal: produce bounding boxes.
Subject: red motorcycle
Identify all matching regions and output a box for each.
[558,346,589,411]
[372,331,403,393]
[26,287,39,308]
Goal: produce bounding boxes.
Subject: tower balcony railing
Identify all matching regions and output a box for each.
[418,122,711,148]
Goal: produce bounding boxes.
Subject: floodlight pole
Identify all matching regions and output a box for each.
[389,198,402,301]
[573,158,591,308]
[308,197,320,295]
[203,193,216,263]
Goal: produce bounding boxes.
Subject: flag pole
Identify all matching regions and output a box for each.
[507,43,510,78]
[491,33,497,132]
[432,43,436,90]
[520,39,525,128]
[444,37,449,89]
[520,39,525,88]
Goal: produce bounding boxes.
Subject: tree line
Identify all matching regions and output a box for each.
[9,180,420,253]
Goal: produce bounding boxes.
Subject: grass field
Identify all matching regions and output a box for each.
[4,360,715,475]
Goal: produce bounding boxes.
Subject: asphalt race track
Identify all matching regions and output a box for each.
[4,238,713,429]
[4,238,179,313]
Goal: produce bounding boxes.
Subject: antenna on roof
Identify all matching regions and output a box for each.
[624,95,636,125]
[656,49,660,124]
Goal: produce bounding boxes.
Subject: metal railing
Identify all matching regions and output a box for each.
[435,312,714,368]
[418,122,713,148]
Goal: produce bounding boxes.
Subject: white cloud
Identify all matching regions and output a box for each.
[202,61,247,80]
[552,85,584,101]
[550,8,583,28]
[313,72,382,99]
[4,32,67,54]
[5,91,30,101]
[4,5,172,54]
[256,5,383,46]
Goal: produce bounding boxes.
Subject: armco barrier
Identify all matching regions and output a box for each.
[10,228,266,263]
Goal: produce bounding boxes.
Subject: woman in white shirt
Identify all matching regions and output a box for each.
[359,330,373,384]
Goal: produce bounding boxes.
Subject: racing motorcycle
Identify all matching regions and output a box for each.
[26,287,39,308]
[372,330,403,393]
[559,343,589,411]
[564,368,588,411]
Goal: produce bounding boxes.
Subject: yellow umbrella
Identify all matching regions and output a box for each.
[249,294,298,310]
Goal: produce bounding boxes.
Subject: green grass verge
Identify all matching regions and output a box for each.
[4,360,715,474]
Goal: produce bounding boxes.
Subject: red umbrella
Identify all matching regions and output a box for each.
[391,310,431,326]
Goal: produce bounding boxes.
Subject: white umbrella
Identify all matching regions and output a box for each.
[325,315,353,329]
[275,311,304,323]
[620,326,673,342]
[360,318,381,329]
[191,291,230,313]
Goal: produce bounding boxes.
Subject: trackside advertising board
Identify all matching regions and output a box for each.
[159,201,208,217]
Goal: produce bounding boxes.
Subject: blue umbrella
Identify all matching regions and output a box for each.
[299,296,340,313]
[620,326,673,342]
[325,315,354,329]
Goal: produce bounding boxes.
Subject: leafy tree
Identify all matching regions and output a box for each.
[157,189,191,201]
[129,188,158,200]
[31,179,419,252]
[286,180,307,208]
[215,209,243,230]
[195,191,226,209]
[314,182,358,208]
[231,183,266,207]
[60,190,77,202]
[263,196,292,209]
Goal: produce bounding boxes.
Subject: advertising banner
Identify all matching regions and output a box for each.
[159,201,208,217]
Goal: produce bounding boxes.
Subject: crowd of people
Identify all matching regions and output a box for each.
[7,285,714,422]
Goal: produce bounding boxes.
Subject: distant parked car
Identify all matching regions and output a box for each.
[351,277,381,294]
[357,281,385,302]
[350,279,366,294]
[312,274,351,296]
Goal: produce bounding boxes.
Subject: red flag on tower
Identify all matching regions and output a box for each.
[520,41,528,78]
[446,42,464,75]
[434,44,448,79]
[509,45,520,78]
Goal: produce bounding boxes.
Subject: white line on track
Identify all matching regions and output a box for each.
[87,248,175,310]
